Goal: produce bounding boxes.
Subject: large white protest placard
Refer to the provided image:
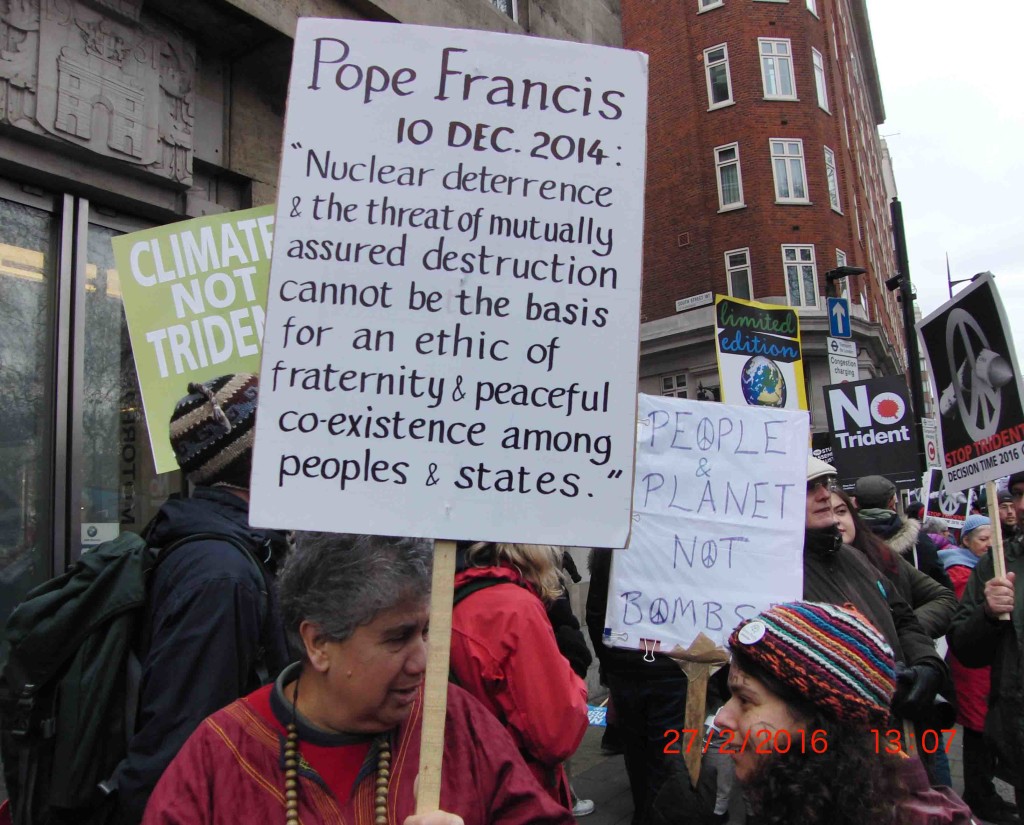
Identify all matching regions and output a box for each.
[249,21,647,547]
[604,394,807,653]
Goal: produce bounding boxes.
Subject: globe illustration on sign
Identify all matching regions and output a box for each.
[740,355,787,407]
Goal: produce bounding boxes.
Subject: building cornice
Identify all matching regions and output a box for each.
[850,0,886,125]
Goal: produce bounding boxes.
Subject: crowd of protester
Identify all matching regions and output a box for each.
[4,372,1024,825]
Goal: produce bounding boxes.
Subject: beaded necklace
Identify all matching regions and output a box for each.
[283,672,393,825]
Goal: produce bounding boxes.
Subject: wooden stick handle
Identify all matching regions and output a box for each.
[681,663,710,789]
[987,481,1011,621]
[416,539,457,814]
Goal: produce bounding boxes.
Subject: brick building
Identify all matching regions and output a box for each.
[623,0,908,427]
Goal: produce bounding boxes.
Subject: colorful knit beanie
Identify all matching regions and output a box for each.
[728,601,895,727]
[169,373,258,488]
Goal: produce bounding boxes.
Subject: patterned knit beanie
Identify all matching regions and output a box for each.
[169,373,258,488]
[728,601,895,727]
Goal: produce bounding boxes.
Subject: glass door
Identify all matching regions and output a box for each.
[0,183,59,650]
[80,209,180,545]
[0,179,184,664]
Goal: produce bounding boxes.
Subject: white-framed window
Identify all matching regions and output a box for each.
[714,142,744,210]
[770,139,809,202]
[699,0,724,11]
[834,249,851,300]
[807,0,818,15]
[812,48,829,111]
[724,248,753,299]
[662,373,688,399]
[759,38,796,100]
[489,0,518,21]
[704,44,734,109]
[782,244,818,307]
[824,146,841,212]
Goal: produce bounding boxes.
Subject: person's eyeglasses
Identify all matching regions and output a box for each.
[807,477,839,494]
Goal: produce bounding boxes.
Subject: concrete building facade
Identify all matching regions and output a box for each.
[0,0,621,648]
[623,0,908,429]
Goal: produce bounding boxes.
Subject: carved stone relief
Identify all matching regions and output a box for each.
[0,0,195,185]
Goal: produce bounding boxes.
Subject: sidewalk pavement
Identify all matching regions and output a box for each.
[570,722,1016,825]
[572,726,634,825]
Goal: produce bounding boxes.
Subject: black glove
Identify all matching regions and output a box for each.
[892,662,943,721]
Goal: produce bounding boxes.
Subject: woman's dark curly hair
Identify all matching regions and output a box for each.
[731,644,906,825]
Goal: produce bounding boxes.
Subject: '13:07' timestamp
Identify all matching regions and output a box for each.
[663,728,958,755]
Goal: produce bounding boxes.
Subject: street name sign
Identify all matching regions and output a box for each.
[675,291,713,313]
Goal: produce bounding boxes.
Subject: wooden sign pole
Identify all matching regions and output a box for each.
[415,539,457,813]
[669,633,731,787]
[986,480,1011,621]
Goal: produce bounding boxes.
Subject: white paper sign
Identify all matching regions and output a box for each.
[603,394,807,653]
[828,352,859,384]
[249,20,648,546]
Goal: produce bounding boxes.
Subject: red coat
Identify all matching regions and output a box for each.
[141,683,573,824]
[947,564,991,732]
[450,565,589,808]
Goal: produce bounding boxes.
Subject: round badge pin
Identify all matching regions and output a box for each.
[737,620,766,645]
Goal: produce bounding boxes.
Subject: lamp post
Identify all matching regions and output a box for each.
[947,269,992,299]
[824,265,868,299]
[889,196,926,475]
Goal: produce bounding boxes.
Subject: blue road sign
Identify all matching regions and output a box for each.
[828,296,851,338]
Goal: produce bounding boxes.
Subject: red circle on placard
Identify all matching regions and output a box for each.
[927,442,937,461]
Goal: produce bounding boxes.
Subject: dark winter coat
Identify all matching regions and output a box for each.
[547,593,592,680]
[860,509,953,590]
[113,487,290,823]
[948,534,1024,787]
[890,554,956,639]
[803,529,945,673]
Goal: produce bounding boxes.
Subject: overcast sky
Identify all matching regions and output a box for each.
[866,0,1024,363]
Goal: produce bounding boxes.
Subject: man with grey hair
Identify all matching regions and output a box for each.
[143,532,574,825]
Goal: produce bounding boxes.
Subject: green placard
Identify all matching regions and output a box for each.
[112,205,275,473]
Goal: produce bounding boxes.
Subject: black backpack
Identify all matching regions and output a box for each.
[0,530,269,825]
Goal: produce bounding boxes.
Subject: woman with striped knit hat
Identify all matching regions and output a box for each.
[715,601,974,825]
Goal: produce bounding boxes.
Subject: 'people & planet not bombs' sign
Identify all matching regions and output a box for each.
[604,394,807,653]
[714,295,807,411]
[112,206,275,473]
[249,21,648,546]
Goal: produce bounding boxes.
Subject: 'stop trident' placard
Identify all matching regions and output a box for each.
[249,20,648,547]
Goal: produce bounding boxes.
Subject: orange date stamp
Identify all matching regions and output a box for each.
[871,728,957,755]
[662,728,830,755]
[663,727,958,756]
